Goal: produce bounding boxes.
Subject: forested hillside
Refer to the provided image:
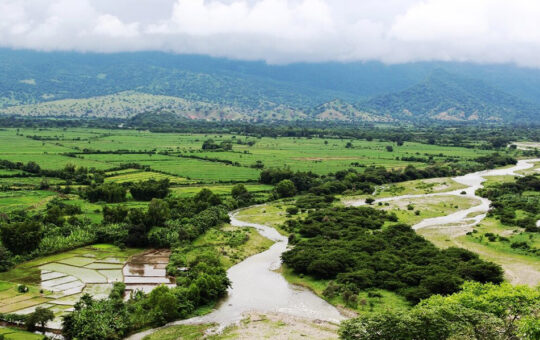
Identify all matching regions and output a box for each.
[361,70,539,122]
[1,49,540,123]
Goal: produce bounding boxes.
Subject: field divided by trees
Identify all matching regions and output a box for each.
[0,125,537,339]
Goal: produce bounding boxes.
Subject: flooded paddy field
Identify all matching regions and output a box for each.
[123,249,176,295]
[0,245,173,329]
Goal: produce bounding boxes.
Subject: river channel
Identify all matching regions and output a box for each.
[127,158,539,339]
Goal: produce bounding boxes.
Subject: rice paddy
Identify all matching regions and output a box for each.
[0,244,174,329]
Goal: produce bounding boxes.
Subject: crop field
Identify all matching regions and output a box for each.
[187,138,491,174]
[0,190,57,212]
[0,128,496,184]
[0,327,45,340]
[170,184,273,199]
[105,170,188,184]
[0,245,144,326]
[0,176,63,188]
[136,158,260,181]
[0,169,24,176]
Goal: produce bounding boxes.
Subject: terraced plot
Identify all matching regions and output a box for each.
[0,327,46,340]
[123,249,176,294]
[0,245,174,329]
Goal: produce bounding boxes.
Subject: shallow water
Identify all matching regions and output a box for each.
[126,159,540,340]
[347,158,540,232]
[126,209,344,340]
[123,249,175,295]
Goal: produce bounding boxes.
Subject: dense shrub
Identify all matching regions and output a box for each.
[340,282,540,340]
[276,179,296,198]
[130,179,170,201]
[84,183,127,203]
[0,220,42,254]
[282,207,503,302]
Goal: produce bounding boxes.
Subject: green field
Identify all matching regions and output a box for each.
[105,170,188,184]
[0,327,46,340]
[0,128,496,183]
[0,190,57,212]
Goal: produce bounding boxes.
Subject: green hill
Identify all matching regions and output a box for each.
[1,49,539,123]
[361,70,539,122]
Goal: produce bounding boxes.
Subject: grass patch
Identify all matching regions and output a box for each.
[0,327,46,340]
[187,224,274,269]
[465,217,540,257]
[234,202,301,235]
[280,265,410,314]
[378,195,480,225]
[142,324,214,340]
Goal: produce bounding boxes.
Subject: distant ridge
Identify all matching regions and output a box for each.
[361,70,539,122]
[1,49,539,123]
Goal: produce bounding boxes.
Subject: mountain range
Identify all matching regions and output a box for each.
[1,48,539,123]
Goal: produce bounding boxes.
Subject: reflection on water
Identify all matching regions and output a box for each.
[126,210,345,340]
[123,249,176,294]
[127,161,540,339]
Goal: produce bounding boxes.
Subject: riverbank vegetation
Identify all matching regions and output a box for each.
[478,174,540,234]
[0,124,538,339]
[281,207,503,304]
[340,281,540,340]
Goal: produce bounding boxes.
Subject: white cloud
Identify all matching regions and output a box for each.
[2,0,540,67]
[94,15,140,38]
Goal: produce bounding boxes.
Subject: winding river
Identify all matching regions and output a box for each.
[127,208,344,340]
[347,158,540,233]
[127,158,539,339]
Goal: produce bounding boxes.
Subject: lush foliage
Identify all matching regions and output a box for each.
[340,281,540,340]
[25,307,54,332]
[84,183,127,203]
[478,175,540,233]
[129,179,170,201]
[282,207,504,303]
[0,219,42,254]
[62,287,131,340]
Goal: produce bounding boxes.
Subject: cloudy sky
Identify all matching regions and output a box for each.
[1,0,540,66]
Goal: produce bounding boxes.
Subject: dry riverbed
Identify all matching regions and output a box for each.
[142,312,340,340]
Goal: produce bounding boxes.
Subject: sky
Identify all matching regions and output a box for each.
[1,0,540,66]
